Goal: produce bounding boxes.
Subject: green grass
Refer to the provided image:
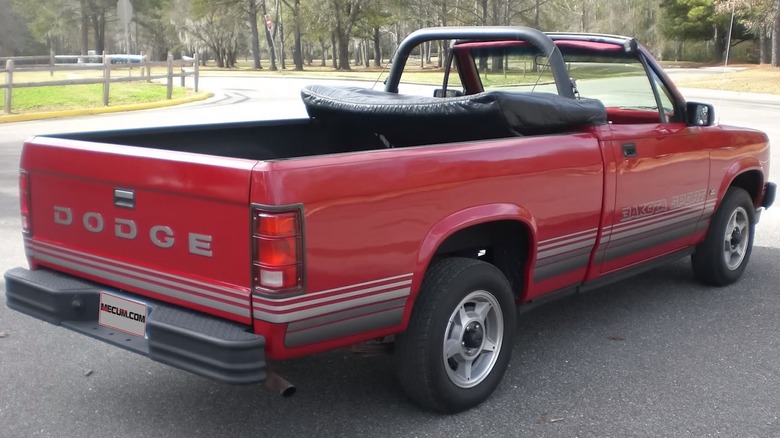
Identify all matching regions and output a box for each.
[2,83,190,113]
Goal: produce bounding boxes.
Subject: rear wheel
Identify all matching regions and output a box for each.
[692,187,755,286]
[395,257,516,413]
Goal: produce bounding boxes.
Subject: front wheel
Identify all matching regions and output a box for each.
[394,257,516,413]
[692,187,755,286]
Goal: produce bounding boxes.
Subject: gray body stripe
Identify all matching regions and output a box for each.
[29,251,250,317]
[533,253,591,282]
[253,273,413,304]
[285,307,404,348]
[535,246,592,268]
[28,239,246,297]
[603,220,699,261]
[253,288,410,323]
[252,279,411,311]
[28,243,248,305]
[608,204,701,232]
[287,297,408,332]
[607,210,704,242]
[538,238,596,259]
[538,228,598,248]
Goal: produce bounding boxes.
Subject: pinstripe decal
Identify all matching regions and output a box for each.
[252,274,413,323]
[26,238,248,297]
[533,197,717,281]
[26,242,251,318]
[534,228,598,281]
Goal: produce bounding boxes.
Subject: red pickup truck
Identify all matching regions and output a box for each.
[5,27,775,413]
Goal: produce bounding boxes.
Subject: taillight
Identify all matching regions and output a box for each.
[19,170,31,234]
[252,208,303,295]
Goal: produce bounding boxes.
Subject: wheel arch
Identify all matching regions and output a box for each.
[402,204,537,330]
[718,160,765,208]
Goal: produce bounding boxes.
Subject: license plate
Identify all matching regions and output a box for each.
[99,292,147,337]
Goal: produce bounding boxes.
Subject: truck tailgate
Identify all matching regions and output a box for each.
[21,136,257,324]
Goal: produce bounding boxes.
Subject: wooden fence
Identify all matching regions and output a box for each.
[1,52,199,114]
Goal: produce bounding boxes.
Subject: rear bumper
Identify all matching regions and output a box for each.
[4,267,266,385]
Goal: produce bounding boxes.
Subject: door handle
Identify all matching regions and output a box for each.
[622,143,637,158]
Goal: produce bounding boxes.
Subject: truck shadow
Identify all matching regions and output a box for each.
[66,246,780,437]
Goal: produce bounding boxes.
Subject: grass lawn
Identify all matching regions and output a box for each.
[202,58,780,94]
[2,83,192,114]
[674,65,780,94]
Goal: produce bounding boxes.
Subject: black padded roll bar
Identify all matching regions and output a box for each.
[384,26,575,99]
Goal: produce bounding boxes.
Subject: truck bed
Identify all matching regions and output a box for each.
[51,119,338,161]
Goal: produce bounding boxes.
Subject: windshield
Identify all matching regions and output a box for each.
[463,45,664,111]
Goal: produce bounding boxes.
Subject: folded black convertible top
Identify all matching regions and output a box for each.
[301,85,606,147]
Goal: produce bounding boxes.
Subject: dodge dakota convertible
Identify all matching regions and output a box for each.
[5,26,776,412]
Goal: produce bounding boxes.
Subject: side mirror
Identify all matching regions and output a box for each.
[433,88,463,98]
[686,102,715,126]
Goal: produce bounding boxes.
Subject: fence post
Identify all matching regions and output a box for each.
[145,53,151,83]
[166,52,173,99]
[194,53,199,93]
[103,51,110,106]
[4,59,13,114]
[50,49,55,77]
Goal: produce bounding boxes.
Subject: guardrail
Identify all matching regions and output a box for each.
[1,52,200,114]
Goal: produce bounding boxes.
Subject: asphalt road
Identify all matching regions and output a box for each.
[0,76,779,438]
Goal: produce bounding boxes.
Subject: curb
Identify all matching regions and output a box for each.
[0,92,214,124]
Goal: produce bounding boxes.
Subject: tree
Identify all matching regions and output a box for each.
[13,0,80,53]
[247,0,263,69]
[2,0,40,56]
[180,0,246,67]
[280,0,304,70]
[330,0,365,70]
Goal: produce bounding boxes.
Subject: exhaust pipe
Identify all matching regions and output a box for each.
[265,372,296,397]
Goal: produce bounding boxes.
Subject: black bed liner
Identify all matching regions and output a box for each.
[301,85,607,148]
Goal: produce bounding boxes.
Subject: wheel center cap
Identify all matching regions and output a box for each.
[731,228,743,247]
[462,321,484,350]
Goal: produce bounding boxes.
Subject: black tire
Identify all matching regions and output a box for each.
[692,187,755,286]
[394,257,516,413]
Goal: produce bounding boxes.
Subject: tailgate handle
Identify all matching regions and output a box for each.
[622,142,637,158]
[114,188,135,209]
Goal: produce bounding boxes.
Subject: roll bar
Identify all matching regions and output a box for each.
[384,26,575,99]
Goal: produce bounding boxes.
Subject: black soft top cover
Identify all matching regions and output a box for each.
[301,85,606,147]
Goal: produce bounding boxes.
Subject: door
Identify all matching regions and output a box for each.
[596,68,711,273]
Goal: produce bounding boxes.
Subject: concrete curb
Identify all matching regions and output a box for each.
[0,92,214,124]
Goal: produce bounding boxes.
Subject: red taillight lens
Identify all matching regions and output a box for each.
[252,208,303,294]
[256,236,299,266]
[19,171,31,234]
[255,212,298,237]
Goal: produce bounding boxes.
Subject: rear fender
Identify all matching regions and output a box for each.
[400,203,537,329]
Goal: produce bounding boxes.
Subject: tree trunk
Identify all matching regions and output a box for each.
[713,25,725,62]
[534,0,541,28]
[338,33,351,70]
[319,38,327,67]
[92,11,106,55]
[80,0,88,56]
[248,0,262,69]
[331,31,338,69]
[774,2,780,67]
[760,25,768,65]
[292,0,303,70]
[260,0,277,70]
[373,27,381,67]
